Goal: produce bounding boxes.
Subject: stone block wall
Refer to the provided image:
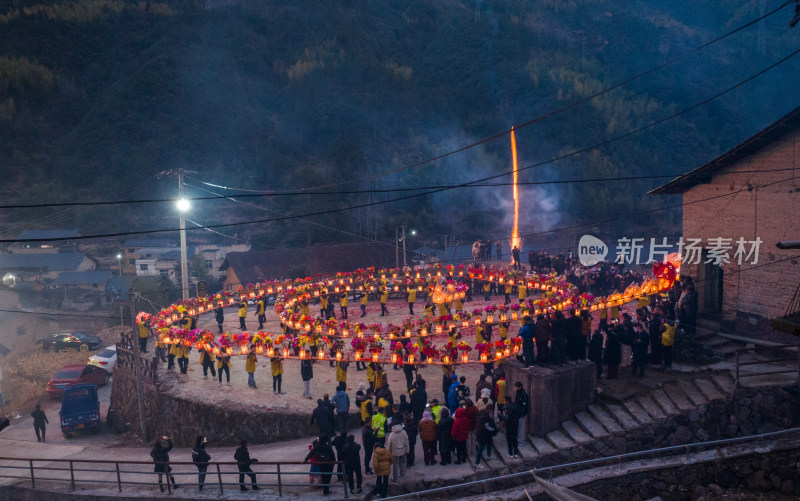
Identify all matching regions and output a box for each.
[505,360,596,436]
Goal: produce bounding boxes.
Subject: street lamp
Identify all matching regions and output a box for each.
[395,227,417,268]
[176,197,190,301]
[116,253,123,277]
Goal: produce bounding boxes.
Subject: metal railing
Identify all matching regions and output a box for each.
[0,458,347,497]
[734,342,800,393]
[381,427,800,500]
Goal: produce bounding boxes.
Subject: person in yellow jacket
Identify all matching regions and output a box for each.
[360,291,368,318]
[476,323,486,345]
[429,400,442,424]
[660,319,677,369]
[176,343,190,374]
[320,295,329,319]
[179,313,191,331]
[217,352,231,384]
[504,282,513,304]
[340,293,349,319]
[380,288,389,316]
[255,296,267,329]
[300,300,311,317]
[238,301,248,330]
[498,322,509,340]
[367,363,376,391]
[609,305,619,321]
[154,328,167,363]
[372,407,388,446]
[137,319,150,353]
[336,361,349,386]
[168,342,180,370]
[423,302,434,318]
[437,301,450,317]
[518,284,527,301]
[407,287,417,315]
[361,388,374,423]
[245,348,257,388]
[271,356,284,394]
[453,296,463,313]
[483,281,491,301]
[637,295,651,310]
[199,349,216,378]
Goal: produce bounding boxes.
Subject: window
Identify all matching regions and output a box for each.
[127,249,135,253]
[205,260,214,269]
[128,259,135,265]
[159,270,169,277]
[139,264,148,271]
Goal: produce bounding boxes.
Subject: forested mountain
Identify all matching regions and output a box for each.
[1,0,798,250]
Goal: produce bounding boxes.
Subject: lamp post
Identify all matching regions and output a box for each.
[176,192,190,302]
[116,253,123,277]
[395,227,417,268]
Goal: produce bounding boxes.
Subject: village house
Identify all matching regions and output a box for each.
[650,106,800,341]
[7,229,80,254]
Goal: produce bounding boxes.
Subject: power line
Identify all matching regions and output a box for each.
[1,168,797,210]
[186,0,794,194]
[2,46,798,244]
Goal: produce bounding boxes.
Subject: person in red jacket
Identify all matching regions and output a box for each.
[462,399,479,455]
[451,407,470,464]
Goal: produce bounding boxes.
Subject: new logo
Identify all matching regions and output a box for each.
[578,235,607,266]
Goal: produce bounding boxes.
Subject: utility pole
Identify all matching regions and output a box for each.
[129,293,148,442]
[402,226,407,268]
[395,227,399,269]
[178,170,189,301]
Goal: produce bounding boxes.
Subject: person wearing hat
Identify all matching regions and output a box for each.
[447,374,460,411]
[192,435,211,491]
[234,440,260,491]
[150,436,178,492]
[429,399,442,424]
[661,318,678,369]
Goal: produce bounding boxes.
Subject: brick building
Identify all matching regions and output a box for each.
[650,107,800,340]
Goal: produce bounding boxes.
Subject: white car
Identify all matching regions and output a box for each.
[88,345,117,374]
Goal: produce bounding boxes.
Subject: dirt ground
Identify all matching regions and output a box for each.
[161,297,505,412]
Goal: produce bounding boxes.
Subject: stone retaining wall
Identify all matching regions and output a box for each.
[397,383,800,497]
[110,364,360,447]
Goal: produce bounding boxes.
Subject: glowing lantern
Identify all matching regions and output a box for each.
[391,353,398,364]
[513,345,520,354]
[443,355,450,364]
[188,307,196,316]
[171,313,179,322]
[283,347,290,358]
[500,314,508,322]
[420,328,427,336]
[318,350,325,360]
[162,336,172,344]
[417,286,423,292]
[304,324,312,332]
[504,348,511,357]
[345,286,351,292]
[459,271,464,277]
[267,287,274,294]
[495,351,502,359]
[226,347,233,355]
[371,352,379,362]
[357,331,363,338]
[355,351,362,360]
[435,325,443,334]
[487,315,494,324]
[266,347,274,357]
[336,352,342,361]
[299,348,306,359]
[449,323,456,331]
[405,330,411,338]
[462,320,469,328]
[334,286,340,293]
[461,353,469,363]
[408,354,415,364]
[228,297,235,305]
[392,273,397,279]
[314,290,320,297]
[523,310,530,317]
[389,332,395,339]
[315,325,322,333]
[342,329,349,337]
[474,318,481,326]
[480,353,488,363]
[197,305,205,314]
[328,328,335,336]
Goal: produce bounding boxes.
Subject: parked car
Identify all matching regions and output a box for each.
[60,384,100,437]
[88,345,117,373]
[47,364,109,399]
[43,332,102,353]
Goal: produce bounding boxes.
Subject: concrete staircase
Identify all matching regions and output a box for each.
[695,317,747,358]
[489,372,736,464]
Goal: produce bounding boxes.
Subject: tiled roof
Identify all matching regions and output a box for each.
[56,271,113,285]
[15,230,80,240]
[123,238,174,249]
[220,242,397,284]
[0,253,88,271]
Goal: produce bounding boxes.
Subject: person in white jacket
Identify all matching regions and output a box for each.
[387,424,410,481]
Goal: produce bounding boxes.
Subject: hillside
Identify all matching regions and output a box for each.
[1,0,798,249]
